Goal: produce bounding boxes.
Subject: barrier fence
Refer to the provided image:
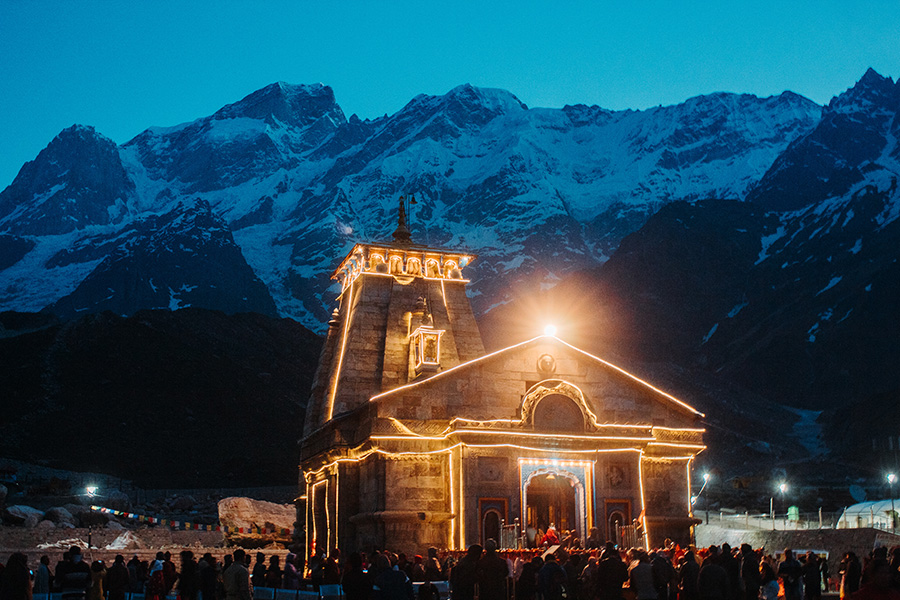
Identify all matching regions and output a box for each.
[32,583,450,600]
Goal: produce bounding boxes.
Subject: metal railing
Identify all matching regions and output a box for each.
[500,518,522,549]
[709,509,845,531]
[616,523,645,549]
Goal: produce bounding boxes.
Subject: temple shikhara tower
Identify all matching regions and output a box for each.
[298,201,705,555]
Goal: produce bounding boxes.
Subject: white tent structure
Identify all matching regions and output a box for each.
[838,499,900,530]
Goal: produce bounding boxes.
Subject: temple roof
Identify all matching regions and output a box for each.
[370,334,705,418]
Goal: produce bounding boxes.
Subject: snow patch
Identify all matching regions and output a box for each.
[702,323,718,344]
[756,225,786,264]
[784,406,827,457]
[816,276,842,296]
[727,302,747,318]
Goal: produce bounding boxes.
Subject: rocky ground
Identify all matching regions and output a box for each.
[0,474,298,559]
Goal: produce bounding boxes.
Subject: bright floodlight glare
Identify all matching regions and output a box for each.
[703,473,710,482]
[544,324,558,336]
[889,473,897,484]
[779,482,788,493]
[86,486,97,496]
[690,495,698,505]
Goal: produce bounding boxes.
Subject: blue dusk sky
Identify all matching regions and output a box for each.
[1,0,898,188]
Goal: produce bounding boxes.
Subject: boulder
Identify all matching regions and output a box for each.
[106,491,131,511]
[45,506,77,527]
[106,520,125,530]
[63,503,89,519]
[105,530,144,550]
[171,495,197,511]
[217,497,293,545]
[79,510,108,528]
[0,484,7,507]
[4,505,44,527]
[36,520,56,529]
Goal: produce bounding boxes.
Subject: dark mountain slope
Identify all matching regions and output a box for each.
[0,309,322,487]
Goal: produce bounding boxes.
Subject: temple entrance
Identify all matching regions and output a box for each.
[524,473,578,544]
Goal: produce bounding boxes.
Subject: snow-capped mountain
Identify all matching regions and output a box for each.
[47,199,278,319]
[0,79,822,328]
[504,69,900,414]
[474,69,900,475]
[0,125,135,235]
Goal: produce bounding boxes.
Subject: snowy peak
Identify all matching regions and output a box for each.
[827,68,899,114]
[0,74,834,328]
[0,124,134,235]
[444,83,528,113]
[401,83,527,129]
[214,82,347,129]
[748,69,899,212]
[47,198,277,320]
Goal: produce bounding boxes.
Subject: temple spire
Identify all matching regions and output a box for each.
[391,195,414,244]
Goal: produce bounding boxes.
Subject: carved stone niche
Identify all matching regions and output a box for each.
[606,464,629,489]
[533,394,585,432]
[478,457,507,482]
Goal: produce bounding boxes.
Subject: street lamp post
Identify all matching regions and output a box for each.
[771,496,775,531]
[888,474,896,534]
[779,482,788,530]
[696,473,711,525]
[86,486,97,549]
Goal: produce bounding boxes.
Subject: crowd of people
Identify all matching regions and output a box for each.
[1,541,900,600]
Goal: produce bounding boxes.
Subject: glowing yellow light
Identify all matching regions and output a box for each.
[411,325,444,370]
[554,338,705,417]
[310,480,327,553]
[686,457,694,517]
[303,443,645,483]
[326,278,355,421]
[303,475,310,562]
[544,324,558,336]
[651,426,707,433]
[371,430,655,442]
[459,446,466,549]
[519,458,594,468]
[647,442,707,450]
[638,451,649,550]
[334,467,339,549]
[369,337,543,402]
[369,335,705,418]
[448,451,456,550]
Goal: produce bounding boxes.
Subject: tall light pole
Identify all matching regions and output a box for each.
[86,486,97,549]
[779,482,788,530]
[695,473,711,525]
[888,474,896,533]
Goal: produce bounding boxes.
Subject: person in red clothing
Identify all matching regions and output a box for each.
[541,525,560,546]
[852,559,900,600]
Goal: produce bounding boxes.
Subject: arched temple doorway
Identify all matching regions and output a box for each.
[524,473,579,542]
[482,509,501,545]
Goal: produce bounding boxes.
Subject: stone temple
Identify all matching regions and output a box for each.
[298,205,705,556]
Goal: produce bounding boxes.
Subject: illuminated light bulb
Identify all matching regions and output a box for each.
[544,324,558,336]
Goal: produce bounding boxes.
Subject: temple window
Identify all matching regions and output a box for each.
[425,259,441,278]
[370,253,387,273]
[411,325,444,373]
[445,260,462,279]
[390,255,404,274]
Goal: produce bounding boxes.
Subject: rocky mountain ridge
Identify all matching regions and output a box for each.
[0,78,822,327]
[1,70,898,483]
